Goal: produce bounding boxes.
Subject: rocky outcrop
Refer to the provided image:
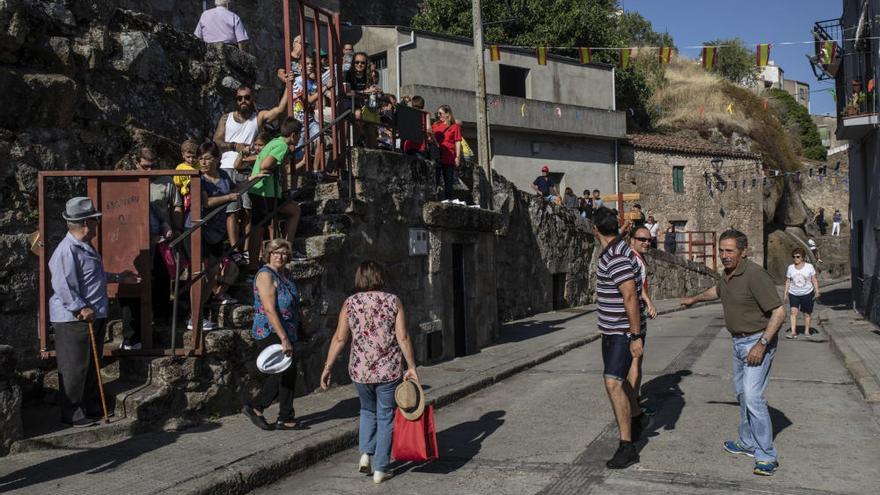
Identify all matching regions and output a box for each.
[0,345,22,456]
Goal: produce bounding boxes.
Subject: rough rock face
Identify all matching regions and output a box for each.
[0,345,23,456]
[0,0,261,369]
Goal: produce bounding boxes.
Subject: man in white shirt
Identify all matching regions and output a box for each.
[194,0,249,52]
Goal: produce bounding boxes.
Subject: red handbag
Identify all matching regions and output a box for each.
[391,405,438,462]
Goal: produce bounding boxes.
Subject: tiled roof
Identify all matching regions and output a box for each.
[627,133,760,159]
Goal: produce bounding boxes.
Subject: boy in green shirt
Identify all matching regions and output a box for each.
[248,117,305,268]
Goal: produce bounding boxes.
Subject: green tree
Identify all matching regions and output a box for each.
[412,1,672,131]
[768,88,827,161]
[703,38,759,86]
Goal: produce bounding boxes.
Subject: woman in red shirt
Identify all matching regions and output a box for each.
[431,105,461,200]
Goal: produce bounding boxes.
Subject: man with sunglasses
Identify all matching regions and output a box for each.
[628,226,658,419]
[213,84,291,263]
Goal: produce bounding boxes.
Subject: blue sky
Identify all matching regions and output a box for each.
[622,0,842,115]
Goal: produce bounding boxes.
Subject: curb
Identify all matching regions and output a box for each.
[168,301,703,494]
[819,309,880,404]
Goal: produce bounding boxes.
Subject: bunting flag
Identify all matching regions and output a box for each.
[619,48,633,69]
[726,102,734,114]
[489,45,501,62]
[658,46,673,64]
[701,46,718,70]
[578,47,591,64]
[869,78,876,93]
[536,46,548,65]
[756,43,771,67]
[819,40,837,65]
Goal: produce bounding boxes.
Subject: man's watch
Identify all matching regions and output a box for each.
[758,337,769,346]
[626,332,644,342]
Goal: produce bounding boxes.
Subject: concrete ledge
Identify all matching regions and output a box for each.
[819,309,880,403]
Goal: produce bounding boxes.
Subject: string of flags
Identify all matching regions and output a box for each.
[484,36,862,69]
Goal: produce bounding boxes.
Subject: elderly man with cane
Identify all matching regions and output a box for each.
[49,197,139,427]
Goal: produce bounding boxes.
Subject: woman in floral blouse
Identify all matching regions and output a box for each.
[320,261,418,484]
[242,238,304,431]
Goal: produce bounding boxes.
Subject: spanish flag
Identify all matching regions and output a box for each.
[619,48,632,69]
[756,43,771,67]
[820,40,837,65]
[489,45,501,62]
[701,46,718,70]
[578,47,591,65]
[658,46,673,64]
[536,46,548,66]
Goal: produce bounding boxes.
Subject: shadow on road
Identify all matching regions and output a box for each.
[638,370,691,448]
[706,401,793,438]
[498,312,593,344]
[0,422,221,492]
[394,410,506,475]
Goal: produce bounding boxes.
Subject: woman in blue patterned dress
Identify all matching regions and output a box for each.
[242,238,304,430]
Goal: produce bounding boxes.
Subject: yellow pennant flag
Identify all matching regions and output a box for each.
[536,46,548,66]
[489,45,501,62]
[726,102,734,114]
[820,41,837,65]
[578,47,591,64]
[701,46,718,70]
[658,46,673,64]
[619,48,632,69]
[756,43,771,67]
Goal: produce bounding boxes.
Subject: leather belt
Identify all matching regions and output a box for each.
[730,332,760,338]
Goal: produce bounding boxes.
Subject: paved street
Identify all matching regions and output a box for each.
[254,301,880,495]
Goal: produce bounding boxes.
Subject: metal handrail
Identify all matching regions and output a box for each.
[168,109,354,352]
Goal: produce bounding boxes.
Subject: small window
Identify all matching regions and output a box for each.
[672,166,685,193]
[499,65,529,98]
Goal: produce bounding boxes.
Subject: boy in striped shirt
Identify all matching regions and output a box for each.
[593,207,646,469]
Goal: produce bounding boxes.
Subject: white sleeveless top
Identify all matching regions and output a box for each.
[219,112,258,170]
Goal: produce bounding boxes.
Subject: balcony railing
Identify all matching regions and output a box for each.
[810,18,843,81]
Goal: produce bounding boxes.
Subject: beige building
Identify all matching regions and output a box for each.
[619,134,765,269]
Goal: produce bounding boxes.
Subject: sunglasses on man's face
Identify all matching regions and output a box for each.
[354,60,367,65]
[236,94,252,101]
[633,236,652,243]
[793,255,803,259]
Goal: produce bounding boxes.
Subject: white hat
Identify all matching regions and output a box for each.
[256,344,293,374]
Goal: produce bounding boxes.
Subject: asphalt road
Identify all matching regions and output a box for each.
[253,303,880,495]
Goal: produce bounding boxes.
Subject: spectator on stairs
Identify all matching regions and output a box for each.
[831,209,843,236]
[194,0,249,53]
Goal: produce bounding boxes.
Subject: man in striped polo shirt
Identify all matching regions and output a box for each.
[593,207,646,469]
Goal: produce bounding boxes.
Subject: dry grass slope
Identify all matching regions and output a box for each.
[650,60,801,171]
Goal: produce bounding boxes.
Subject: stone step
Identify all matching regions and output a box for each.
[296,213,352,237]
[293,234,347,259]
[298,198,355,216]
[313,181,351,201]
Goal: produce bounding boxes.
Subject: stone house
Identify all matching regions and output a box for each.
[619,134,765,269]
[346,25,627,197]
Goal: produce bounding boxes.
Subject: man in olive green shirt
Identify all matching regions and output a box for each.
[681,229,785,476]
[247,117,305,268]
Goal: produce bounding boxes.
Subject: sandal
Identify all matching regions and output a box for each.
[784,333,797,340]
[275,420,308,431]
[242,405,273,431]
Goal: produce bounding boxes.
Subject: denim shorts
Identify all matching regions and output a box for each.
[789,291,815,314]
[223,168,252,212]
[602,333,633,381]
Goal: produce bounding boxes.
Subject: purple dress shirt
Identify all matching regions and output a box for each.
[48,232,109,323]
[194,6,249,44]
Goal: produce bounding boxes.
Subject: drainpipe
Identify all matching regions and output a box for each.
[614,139,619,195]
[396,29,416,100]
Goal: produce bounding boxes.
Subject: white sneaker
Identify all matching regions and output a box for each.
[373,470,393,484]
[186,319,217,330]
[358,453,372,474]
[216,292,238,305]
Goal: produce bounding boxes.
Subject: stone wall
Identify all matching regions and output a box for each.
[0,346,22,456]
[800,150,850,236]
[643,250,720,301]
[619,145,765,268]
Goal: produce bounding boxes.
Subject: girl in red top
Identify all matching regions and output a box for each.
[431,105,461,200]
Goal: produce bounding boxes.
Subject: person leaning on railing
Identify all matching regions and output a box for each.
[344,51,381,148]
[247,117,308,270]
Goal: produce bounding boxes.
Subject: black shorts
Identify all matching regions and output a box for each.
[602,333,634,381]
[789,291,815,314]
[250,195,278,227]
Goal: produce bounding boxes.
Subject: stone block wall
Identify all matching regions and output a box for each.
[619,145,765,268]
[643,250,720,301]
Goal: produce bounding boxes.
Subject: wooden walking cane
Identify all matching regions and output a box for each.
[87,321,110,423]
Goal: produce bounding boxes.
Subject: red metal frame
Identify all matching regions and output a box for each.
[283,0,346,175]
[677,230,718,271]
[38,170,204,358]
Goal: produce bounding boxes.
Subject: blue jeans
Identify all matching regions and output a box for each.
[295,120,323,161]
[732,332,778,462]
[355,379,400,472]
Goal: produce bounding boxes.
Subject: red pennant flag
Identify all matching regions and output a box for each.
[619,48,632,69]
[578,47,591,64]
[658,46,673,64]
[701,46,718,70]
[756,43,771,67]
[489,45,501,62]
[536,46,548,66]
